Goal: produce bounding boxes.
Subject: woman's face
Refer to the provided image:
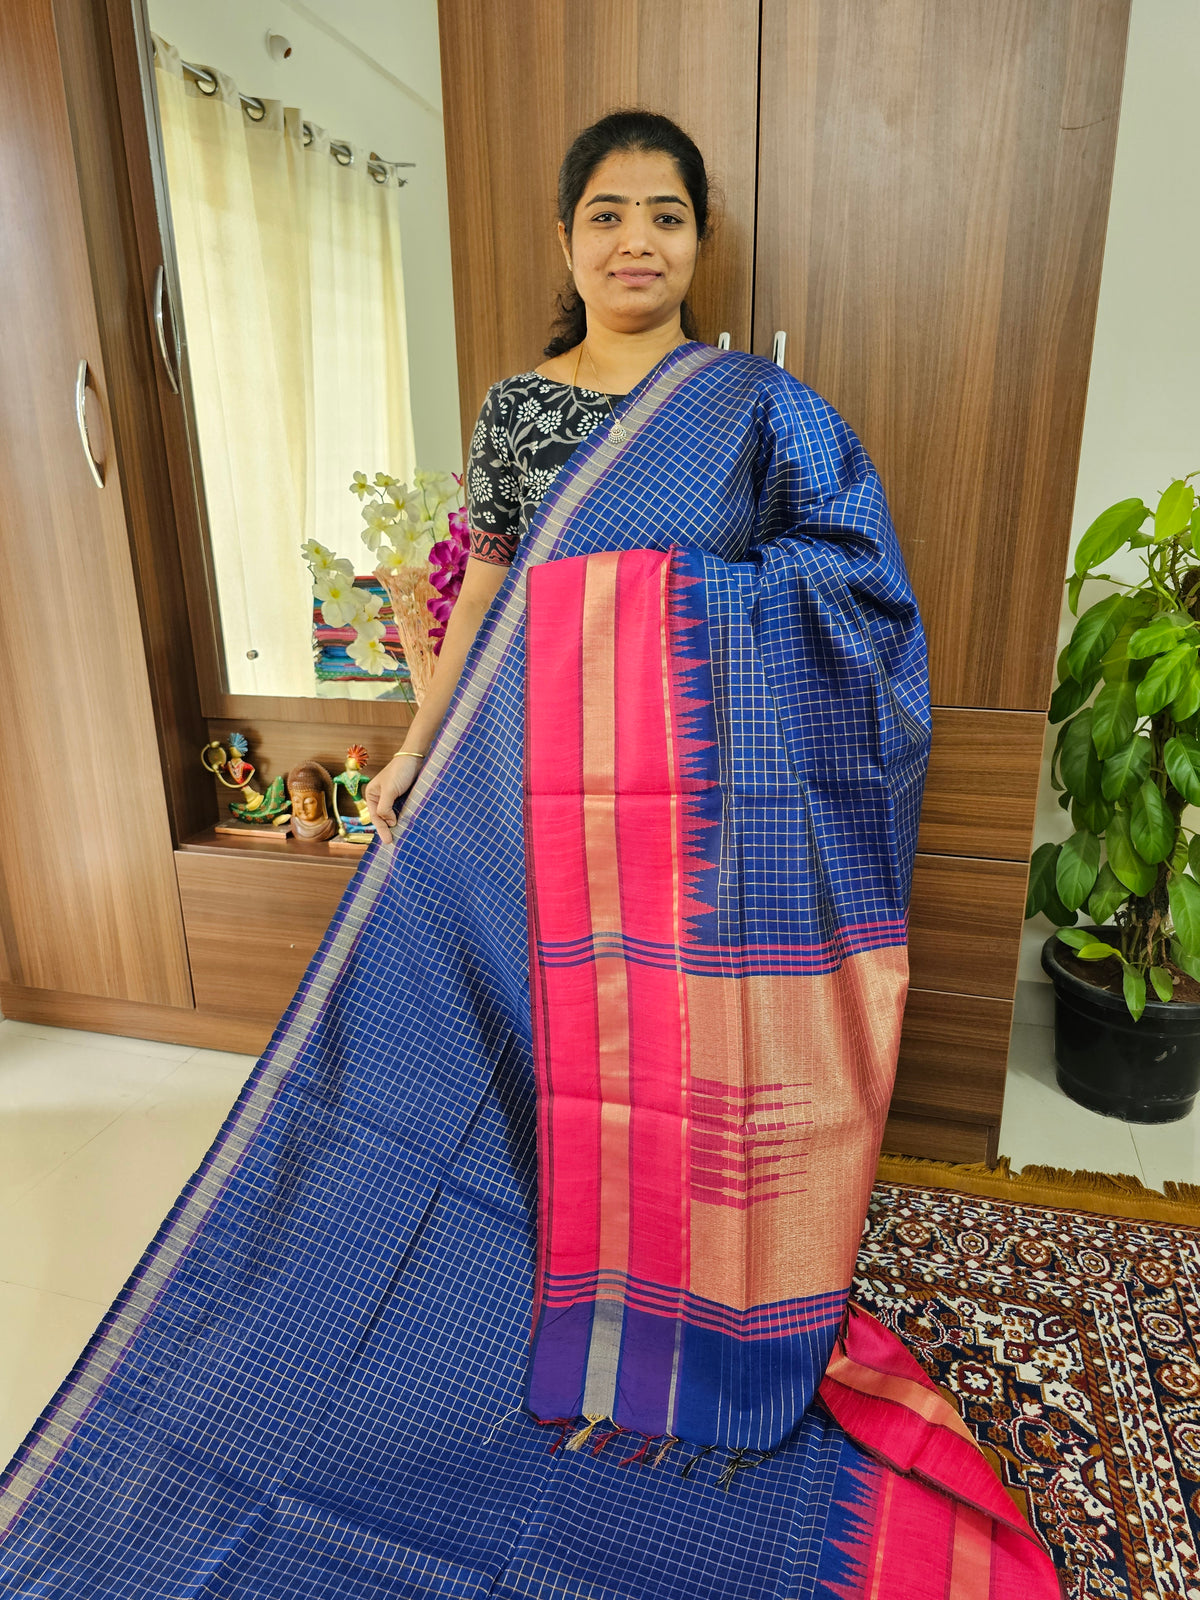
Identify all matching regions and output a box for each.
[559,149,699,336]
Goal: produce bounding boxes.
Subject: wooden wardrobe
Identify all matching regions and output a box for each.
[0,0,1130,1161]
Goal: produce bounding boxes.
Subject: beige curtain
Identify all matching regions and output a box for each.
[154,39,415,698]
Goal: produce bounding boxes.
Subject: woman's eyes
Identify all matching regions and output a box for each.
[587,210,686,227]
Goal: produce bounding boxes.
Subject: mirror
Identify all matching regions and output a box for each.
[138,0,461,700]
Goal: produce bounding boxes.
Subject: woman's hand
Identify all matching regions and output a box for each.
[365,753,425,844]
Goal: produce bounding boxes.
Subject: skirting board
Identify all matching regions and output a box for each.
[0,983,272,1055]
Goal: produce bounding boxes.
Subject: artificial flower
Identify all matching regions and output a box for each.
[347,635,397,675]
[316,577,367,628]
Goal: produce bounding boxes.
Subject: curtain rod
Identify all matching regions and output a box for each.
[164,49,415,186]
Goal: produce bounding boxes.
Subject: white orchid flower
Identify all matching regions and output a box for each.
[316,577,366,628]
[348,635,397,675]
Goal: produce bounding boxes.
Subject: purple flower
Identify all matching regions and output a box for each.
[425,493,470,654]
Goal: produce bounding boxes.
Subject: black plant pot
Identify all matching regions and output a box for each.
[1041,930,1200,1123]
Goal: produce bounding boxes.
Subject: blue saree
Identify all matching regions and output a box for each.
[0,344,1060,1598]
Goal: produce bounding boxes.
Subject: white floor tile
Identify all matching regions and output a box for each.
[0,1030,183,1209]
[1131,1116,1200,1191]
[0,1279,105,1468]
[0,1018,198,1063]
[999,1021,1143,1176]
[0,1053,254,1305]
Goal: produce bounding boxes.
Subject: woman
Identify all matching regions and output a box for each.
[0,113,1057,1598]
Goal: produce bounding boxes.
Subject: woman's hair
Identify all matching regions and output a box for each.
[544,109,710,359]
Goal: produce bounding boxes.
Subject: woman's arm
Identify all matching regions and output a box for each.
[365,556,508,843]
[366,380,518,843]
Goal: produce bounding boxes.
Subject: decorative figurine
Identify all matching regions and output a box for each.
[286,760,338,843]
[331,745,375,840]
[201,732,291,830]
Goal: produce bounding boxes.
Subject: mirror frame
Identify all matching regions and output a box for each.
[121,0,419,728]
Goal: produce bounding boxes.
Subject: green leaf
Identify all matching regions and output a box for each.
[1024,842,1059,919]
[1049,675,1094,724]
[1074,498,1149,575]
[1056,830,1101,911]
[1169,872,1200,956]
[1090,679,1138,760]
[1165,735,1200,805]
[1067,571,1085,616]
[1127,615,1198,658]
[1106,808,1157,895]
[1057,789,1072,810]
[1055,927,1095,951]
[1087,861,1129,924]
[1066,596,1130,681]
[1190,835,1200,882]
[1150,965,1175,1002]
[1172,936,1200,982]
[1131,779,1174,863]
[1123,964,1147,1021]
[1171,829,1190,873]
[1173,664,1200,724]
[1060,710,1103,802]
[1154,479,1195,542]
[1136,643,1197,716]
[1101,734,1152,801]
[1071,795,1114,835]
[1078,941,1120,960]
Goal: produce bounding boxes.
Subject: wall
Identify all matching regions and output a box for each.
[1019,0,1200,1001]
[146,0,461,476]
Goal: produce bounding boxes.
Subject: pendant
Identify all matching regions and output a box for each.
[611,422,628,441]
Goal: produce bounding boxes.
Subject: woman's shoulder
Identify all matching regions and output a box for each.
[702,347,829,409]
[472,369,572,427]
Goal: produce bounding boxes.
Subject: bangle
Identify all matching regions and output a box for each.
[392,749,426,760]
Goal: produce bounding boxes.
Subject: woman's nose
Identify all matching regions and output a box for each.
[617,213,653,254]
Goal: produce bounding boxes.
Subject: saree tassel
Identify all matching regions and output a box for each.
[679,1443,717,1480]
[589,1427,624,1457]
[535,1417,576,1455]
[716,1449,765,1491]
[564,1413,609,1452]
[651,1437,680,1469]
[618,1437,654,1467]
[480,1402,525,1444]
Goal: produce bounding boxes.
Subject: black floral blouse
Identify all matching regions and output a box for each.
[465,373,627,565]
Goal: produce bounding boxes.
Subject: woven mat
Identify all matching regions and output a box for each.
[860,1178,1200,1599]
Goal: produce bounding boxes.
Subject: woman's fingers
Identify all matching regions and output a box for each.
[365,756,421,845]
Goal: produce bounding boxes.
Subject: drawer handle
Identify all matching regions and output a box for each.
[74,359,104,488]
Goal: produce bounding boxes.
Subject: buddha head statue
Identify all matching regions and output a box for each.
[286,759,336,842]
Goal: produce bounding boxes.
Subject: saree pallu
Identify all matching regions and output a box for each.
[0,344,1059,1598]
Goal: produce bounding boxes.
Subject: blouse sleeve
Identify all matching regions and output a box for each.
[466,384,521,565]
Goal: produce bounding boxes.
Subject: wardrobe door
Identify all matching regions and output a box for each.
[438,0,760,446]
[0,0,192,1006]
[753,0,1130,1160]
[753,0,1130,712]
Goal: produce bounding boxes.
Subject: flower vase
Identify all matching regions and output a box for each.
[375,564,438,704]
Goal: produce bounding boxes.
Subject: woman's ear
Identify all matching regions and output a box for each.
[557,219,573,274]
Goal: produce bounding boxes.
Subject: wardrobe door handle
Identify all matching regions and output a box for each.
[771,330,787,367]
[153,264,180,393]
[74,359,105,488]
[717,331,731,349]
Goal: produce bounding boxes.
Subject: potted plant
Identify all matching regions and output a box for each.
[1026,473,1200,1122]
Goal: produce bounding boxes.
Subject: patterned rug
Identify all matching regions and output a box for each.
[859,1181,1200,1600]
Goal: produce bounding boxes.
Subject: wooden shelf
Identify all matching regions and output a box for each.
[178,825,368,867]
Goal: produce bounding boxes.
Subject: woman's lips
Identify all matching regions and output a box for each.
[611,269,661,285]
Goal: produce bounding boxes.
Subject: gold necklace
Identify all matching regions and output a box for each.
[570,334,686,442]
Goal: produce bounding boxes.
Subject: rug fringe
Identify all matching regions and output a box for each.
[876,1152,1200,1225]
